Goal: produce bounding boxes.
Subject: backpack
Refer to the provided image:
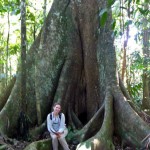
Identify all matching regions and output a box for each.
[50,113,62,120]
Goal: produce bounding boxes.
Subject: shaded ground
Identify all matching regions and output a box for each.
[0,136,29,150]
[0,109,150,150]
[0,134,135,150]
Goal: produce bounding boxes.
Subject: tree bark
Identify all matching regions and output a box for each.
[121,0,131,82]
[43,0,47,21]
[142,26,150,109]
[21,0,27,113]
[0,0,150,149]
[5,11,10,87]
[0,76,16,111]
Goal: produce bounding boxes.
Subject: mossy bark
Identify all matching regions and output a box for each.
[76,90,114,150]
[0,0,150,149]
[0,76,16,111]
[23,139,51,150]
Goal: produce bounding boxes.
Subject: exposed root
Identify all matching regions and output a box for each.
[0,135,28,150]
[146,138,150,149]
[80,103,104,142]
[112,85,150,148]
[144,113,150,124]
[119,75,131,100]
[71,110,83,129]
[119,75,150,125]
[0,76,16,111]
[68,103,77,130]
[119,74,150,126]
[77,90,115,150]
[140,136,150,150]
[29,122,46,139]
[69,102,104,143]
[23,139,51,150]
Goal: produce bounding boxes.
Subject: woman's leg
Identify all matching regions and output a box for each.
[58,128,70,150]
[50,133,58,150]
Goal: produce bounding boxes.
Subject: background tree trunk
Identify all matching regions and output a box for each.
[121,0,131,82]
[142,4,150,109]
[142,28,150,109]
[21,0,27,113]
[43,0,47,21]
[5,11,10,87]
[17,0,29,139]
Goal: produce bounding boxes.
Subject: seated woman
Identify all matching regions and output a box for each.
[47,102,70,150]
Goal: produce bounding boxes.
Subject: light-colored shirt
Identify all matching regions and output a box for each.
[52,116,60,132]
[47,112,66,134]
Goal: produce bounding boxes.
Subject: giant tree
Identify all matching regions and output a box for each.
[0,0,150,149]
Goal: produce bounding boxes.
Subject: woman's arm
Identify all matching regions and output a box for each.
[47,113,56,133]
[58,113,66,133]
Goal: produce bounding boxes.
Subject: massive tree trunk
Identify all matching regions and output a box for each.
[0,0,150,149]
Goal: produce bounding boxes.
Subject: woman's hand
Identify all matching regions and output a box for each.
[56,132,64,138]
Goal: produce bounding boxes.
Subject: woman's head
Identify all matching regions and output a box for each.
[53,103,61,114]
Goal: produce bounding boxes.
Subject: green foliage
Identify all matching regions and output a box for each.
[113,0,150,107]
[111,19,116,30]
[129,83,142,102]
[99,9,108,27]
[26,9,35,22]
[130,51,143,70]
[107,0,115,7]
[134,0,140,4]
[0,0,20,15]
[99,0,116,27]
[127,51,144,105]
[0,0,49,83]
[9,44,20,55]
[138,7,149,16]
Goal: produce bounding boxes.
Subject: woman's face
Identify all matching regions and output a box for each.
[53,104,61,114]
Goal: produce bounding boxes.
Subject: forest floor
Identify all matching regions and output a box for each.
[0,134,134,150]
[0,132,144,150]
[0,110,150,150]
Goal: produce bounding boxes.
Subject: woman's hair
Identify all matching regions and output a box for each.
[53,102,61,107]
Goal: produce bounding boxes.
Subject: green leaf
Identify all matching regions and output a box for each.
[111,30,117,38]
[136,0,140,4]
[9,45,20,55]
[27,11,35,22]
[138,7,149,16]
[11,8,20,15]
[107,0,115,7]
[124,20,132,27]
[111,19,116,30]
[99,9,108,27]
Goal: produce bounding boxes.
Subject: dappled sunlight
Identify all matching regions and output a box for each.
[115,25,142,55]
[77,142,91,150]
[93,138,101,149]
[93,138,100,146]
[0,0,54,78]
[77,138,101,150]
